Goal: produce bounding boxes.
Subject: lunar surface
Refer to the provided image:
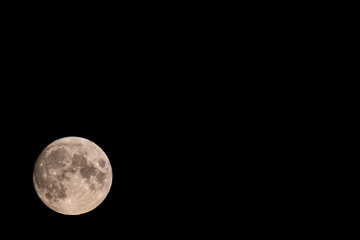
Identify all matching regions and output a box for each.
[33,137,112,215]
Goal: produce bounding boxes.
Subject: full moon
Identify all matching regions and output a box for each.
[33,137,112,215]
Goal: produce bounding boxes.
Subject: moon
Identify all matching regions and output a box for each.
[33,137,112,215]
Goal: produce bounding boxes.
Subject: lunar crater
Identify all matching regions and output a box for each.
[98,159,106,168]
[80,163,97,179]
[72,154,87,168]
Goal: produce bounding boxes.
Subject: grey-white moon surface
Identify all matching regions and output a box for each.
[33,137,112,215]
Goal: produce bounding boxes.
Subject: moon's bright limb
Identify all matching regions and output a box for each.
[33,137,112,215]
